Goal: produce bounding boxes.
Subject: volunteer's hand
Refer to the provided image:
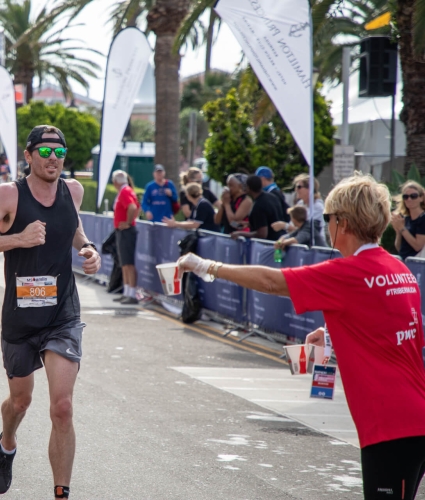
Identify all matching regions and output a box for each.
[305,327,325,347]
[145,211,154,221]
[177,253,214,279]
[20,221,46,248]
[164,188,172,197]
[79,247,101,275]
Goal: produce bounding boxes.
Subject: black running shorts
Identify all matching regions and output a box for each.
[361,436,425,500]
[115,226,137,266]
[1,319,85,378]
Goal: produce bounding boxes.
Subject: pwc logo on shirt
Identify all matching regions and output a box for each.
[396,308,419,346]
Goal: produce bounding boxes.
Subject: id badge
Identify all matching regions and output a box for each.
[310,364,337,400]
[16,276,58,308]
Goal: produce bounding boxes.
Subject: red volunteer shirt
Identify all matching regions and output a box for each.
[114,186,139,229]
[282,246,425,448]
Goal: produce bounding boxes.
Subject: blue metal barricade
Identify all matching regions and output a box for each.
[246,241,314,340]
[197,231,246,323]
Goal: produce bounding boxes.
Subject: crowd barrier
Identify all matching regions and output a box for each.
[72,214,425,344]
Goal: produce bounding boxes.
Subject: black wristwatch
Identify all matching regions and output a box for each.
[81,241,98,252]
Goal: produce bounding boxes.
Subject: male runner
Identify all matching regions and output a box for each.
[0,125,101,499]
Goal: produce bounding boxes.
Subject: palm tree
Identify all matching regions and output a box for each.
[0,0,100,101]
[395,0,425,173]
[174,0,219,75]
[111,0,191,186]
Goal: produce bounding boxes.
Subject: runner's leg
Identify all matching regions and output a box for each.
[1,374,34,450]
[44,350,78,489]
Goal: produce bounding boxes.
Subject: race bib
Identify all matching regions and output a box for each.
[16,276,58,308]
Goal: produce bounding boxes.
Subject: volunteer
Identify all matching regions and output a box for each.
[178,173,425,500]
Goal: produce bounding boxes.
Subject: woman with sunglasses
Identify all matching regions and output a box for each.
[274,174,326,242]
[391,181,425,260]
[178,173,425,500]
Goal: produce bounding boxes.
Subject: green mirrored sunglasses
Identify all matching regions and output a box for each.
[34,146,67,159]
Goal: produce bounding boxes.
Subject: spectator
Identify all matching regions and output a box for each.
[391,181,425,260]
[255,166,290,223]
[215,174,252,234]
[293,173,325,242]
[274,205,327,250]
[231,175,283,241]
[180,167,220,219]
[163,182,220,233]
[142,164,178,222]
[112,170,140,305]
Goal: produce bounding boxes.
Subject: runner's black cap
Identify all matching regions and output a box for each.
[26,125,67,151]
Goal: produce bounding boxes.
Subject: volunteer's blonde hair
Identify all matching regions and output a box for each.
[394,180,425,216]
[185,182,203,198]
[324,172,391,243]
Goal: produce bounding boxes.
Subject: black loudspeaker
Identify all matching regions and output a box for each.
[359,36,398,97]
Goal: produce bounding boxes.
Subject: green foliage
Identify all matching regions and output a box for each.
[180,71,241,111]
[78,179,144,214]
[202,86,335,187]
[129,119,155,143]
[387,165,425,194]
[0,0,101,97]
[17,101,100,170]
[203,89,256,183]
[180,108,209,159]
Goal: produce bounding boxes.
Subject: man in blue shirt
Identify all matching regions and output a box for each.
[255,166,290,223]
[142,164,178,222]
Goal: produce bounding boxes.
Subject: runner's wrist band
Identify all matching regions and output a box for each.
[81,241,97,252]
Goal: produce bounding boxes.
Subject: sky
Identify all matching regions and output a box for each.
[31,0,243,102]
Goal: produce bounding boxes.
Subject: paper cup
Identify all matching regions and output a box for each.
[285,344,309,375]
[307,345,325,374]
[156,263,181,296]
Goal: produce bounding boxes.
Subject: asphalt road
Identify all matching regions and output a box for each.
[0,270,423,499]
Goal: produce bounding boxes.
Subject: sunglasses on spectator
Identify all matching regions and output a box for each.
[402,193,420,200]
[33,146,67,159]
[295,184,306,190]
[323,213,338,223]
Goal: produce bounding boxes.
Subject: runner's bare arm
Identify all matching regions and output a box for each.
[66,179,101,274]
[0,183,47,252]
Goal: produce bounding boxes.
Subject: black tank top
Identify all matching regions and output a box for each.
[1,178,80,343]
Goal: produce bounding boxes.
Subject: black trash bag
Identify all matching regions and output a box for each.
[181,272,202,324]
[178,231,202,323]
[102,231,123,294]
[178,232,199,256]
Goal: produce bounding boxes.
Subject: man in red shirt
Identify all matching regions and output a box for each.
[178,173,425,500]
[112,170,140,304]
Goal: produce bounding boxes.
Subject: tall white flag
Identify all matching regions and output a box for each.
[215,0,313,169]
[0,66,17,179]
[98,27,152,208]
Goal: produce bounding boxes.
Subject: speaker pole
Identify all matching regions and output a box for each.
[390,49,398,172]
[390,89,396,172]
[341,47,351,146]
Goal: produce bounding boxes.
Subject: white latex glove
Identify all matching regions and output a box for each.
[178,253,215,282]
